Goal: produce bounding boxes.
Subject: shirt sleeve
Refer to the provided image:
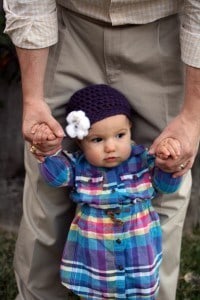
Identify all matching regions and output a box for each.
[39,151,75,187]
[152,167,182,194]
[3,0,58,49]
[146,152,182,194]
[180,0,200,67]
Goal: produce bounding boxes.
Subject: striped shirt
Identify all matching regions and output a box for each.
[39,144,182,207]
[3,0,200,67]
[39,144,181,299]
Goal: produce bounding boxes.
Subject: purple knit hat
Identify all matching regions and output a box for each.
[65,84,132,139]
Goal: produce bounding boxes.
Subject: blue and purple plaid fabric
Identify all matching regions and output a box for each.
[39,145,181,299]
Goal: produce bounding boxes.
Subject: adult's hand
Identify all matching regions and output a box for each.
[149,113,199,177]
[150,65,200,177]
[23,99,64,158]
[15,47,64,156]
[23,99,64,142]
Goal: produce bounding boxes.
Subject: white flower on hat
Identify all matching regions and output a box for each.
[66,110,90,140]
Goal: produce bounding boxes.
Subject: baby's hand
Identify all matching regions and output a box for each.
[30,123,62,161]
[155,137,181,160]
[32,123,56,144]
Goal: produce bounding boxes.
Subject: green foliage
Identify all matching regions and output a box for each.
[0,231,18,300]
[0,229,200,299]
[0,10,12,47]
[0,10,20,85]
[177,228,200,300]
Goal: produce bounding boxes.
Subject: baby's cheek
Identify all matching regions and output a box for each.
[85,150,102,166]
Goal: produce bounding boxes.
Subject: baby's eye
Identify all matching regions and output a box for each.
[116,132,125,139]
[91,137,103,143]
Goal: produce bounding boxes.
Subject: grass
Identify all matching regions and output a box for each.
[0,231,18,300]
[176,228,200,300]
[0,228,200,300]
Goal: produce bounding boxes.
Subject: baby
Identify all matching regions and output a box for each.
[31,84,182,300]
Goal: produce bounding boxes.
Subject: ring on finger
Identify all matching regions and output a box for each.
[30,145,37,154]
[178,163,186,170]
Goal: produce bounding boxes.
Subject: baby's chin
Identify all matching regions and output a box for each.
[102,157,125,168]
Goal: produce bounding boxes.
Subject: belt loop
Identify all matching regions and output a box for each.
[106,209,123,226]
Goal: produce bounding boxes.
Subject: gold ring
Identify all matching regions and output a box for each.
[179,163,185,170]
[30,145,37,154]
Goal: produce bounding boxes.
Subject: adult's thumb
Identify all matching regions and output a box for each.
[148,139,160,155]
[48,116,65,138]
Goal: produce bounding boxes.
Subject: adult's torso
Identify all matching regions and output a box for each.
[57,0,182,25]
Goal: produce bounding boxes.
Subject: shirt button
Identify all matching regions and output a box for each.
[116,239,121,244]
[118,265,124,270]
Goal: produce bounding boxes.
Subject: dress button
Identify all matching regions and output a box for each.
[118,265,124,270]
[116,239,121,244]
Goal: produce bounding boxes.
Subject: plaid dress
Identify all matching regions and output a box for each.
[39,145,181,300]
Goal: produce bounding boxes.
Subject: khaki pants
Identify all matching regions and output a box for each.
[14,8,191,300]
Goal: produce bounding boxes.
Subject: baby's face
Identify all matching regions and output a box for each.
[79,115,132,168]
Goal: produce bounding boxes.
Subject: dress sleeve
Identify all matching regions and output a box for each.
[39,151,75,187]
[180,0,200,67]
[3,0,58,48]
[146,152,182,194]
[152,167,182,194]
